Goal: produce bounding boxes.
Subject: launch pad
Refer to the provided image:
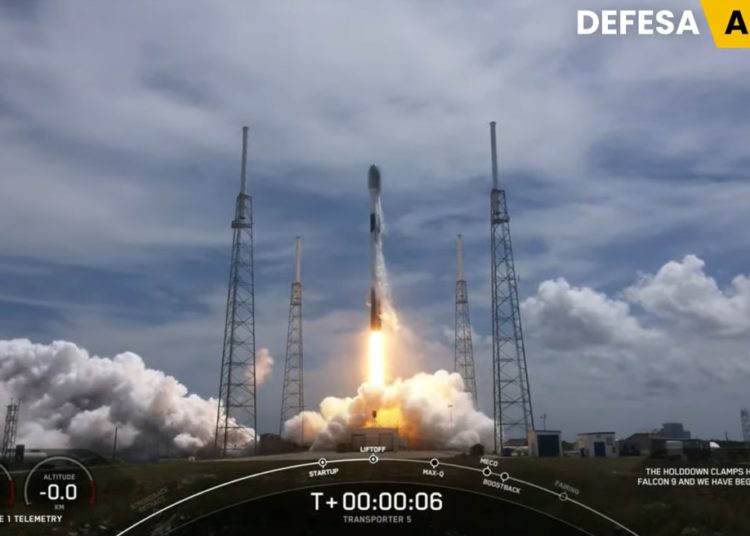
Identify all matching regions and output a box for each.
[349,427,405,452]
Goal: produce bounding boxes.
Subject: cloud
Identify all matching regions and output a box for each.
[626,255,750,336]
[2,0,748,271]
[522,278,658,351]
[520,256,750,405]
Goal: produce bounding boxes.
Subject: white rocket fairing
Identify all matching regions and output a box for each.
[368,165,382,331]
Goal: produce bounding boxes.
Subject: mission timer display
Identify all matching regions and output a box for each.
[311,491,443,512]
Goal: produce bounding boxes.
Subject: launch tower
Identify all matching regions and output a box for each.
[215,126,258,456]
[454,234,478,407]
[280,237,304,436]
[488,121,534,453]
[1,400,19,459]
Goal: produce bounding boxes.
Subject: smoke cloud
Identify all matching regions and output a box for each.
[282,369,493,450]
[374,197,400,332]
[254,348,274,386]
[0,339,255,458]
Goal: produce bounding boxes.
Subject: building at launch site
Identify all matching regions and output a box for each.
[349,427,404,452]
[576,432,618,458]
[527,430,562,458]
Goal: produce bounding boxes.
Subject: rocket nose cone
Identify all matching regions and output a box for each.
[368,165,381,193]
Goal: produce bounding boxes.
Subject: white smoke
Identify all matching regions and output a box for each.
[253,348,274,386]
[373,196,400,332]
[0,339,255,458]
[282,369,493,450]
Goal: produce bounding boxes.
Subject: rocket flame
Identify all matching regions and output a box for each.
[368,330,384,387]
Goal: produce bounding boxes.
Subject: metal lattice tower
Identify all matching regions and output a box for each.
[280,237,304,437]
[1,400,19,459]
[741,408,750,442]
[215,126,258,457]
[454,234,478,408]
[488,121,534,453]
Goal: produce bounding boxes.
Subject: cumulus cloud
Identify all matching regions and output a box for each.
[626,255,750,336]
[521,278,658,350]
[520,256,750,406]
[0,339,254,457]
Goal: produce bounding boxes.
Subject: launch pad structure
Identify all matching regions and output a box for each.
[280,237,305,436]
[1,399,19,459]
[215,126,258,457]
[454,234,478,407]
[488,121,535,453]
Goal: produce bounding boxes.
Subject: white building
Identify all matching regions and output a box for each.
[576,432,618,458]
[527,430,562,457]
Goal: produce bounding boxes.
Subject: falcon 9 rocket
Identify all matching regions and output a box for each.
[368,164,382,331]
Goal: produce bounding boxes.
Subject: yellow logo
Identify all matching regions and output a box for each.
[700,0,750,47]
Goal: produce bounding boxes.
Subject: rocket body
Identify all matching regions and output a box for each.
[368,165,382,331]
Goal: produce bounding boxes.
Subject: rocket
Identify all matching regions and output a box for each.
[368,164,382,331]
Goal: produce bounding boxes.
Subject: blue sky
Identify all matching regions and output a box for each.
[1,0,749,441]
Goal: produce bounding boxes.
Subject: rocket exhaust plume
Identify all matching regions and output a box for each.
[0,339,274,458]
[282,370,494,450]
[368,331,384,387]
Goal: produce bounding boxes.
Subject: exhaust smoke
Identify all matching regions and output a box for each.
[0,339,272,458]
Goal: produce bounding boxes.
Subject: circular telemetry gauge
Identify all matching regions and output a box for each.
[0,463,14,506]
[24,457,95,508]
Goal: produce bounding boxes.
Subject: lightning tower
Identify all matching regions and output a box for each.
[741,408,750,442]
[488,121,534,453]
[454,234,478,407]
[1,400,19,459]
[215,126,258,457]
[280,237,304,436]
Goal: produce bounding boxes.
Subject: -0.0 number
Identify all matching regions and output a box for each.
[42,483,78,501]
